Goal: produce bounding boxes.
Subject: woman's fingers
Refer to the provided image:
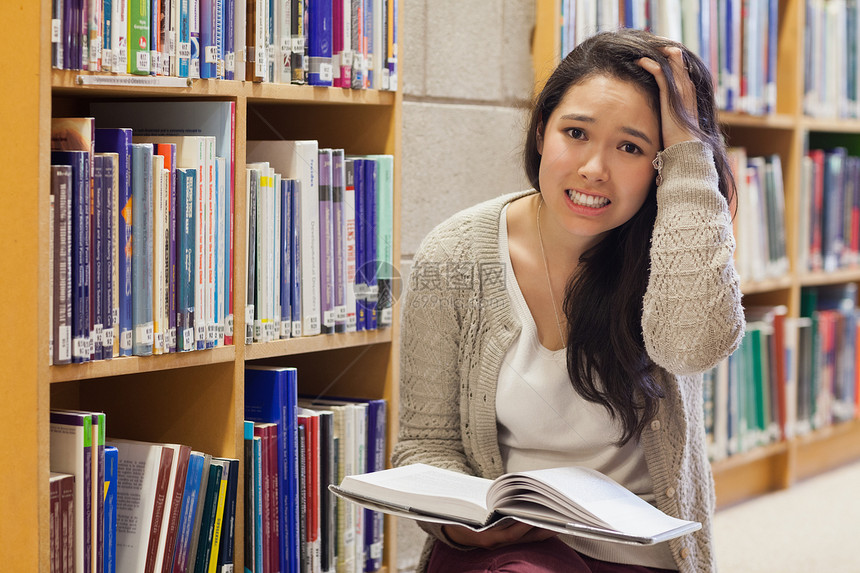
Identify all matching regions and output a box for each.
[637,48,700,148]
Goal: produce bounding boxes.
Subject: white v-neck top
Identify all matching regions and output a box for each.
[496,205,676,570]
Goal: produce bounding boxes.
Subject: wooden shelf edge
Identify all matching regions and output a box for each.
[711,441,790,474]
[802,116,860,133]
[797,268,860,286]
[719,111,798,129]
[244,329,393,360]
[49,346,236,382]
[51,70,396,105]
[740,275,793,294]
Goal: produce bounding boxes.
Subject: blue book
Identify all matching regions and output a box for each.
[224,0,235,79]
[104,446,118,573]
[363,158,378,330]
[131,143,154,356]
[51,150,91,363]
[290,179,302,339]
[199,0,217,78]
[176,168,197,352]
[352,158,366,331]
[178,0,191,76]
[95,128,134,356]
[318,149,335,334]
[172,451,206,573]
[245,366,300,573]
[308,0,333,86]
[281,179,292,339]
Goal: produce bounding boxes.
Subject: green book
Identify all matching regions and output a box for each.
[127,0,150,75]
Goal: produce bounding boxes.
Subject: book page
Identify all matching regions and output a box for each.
[339,464,492,525]
[488,467,697,537]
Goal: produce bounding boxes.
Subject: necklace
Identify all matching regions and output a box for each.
[536,198,566,347]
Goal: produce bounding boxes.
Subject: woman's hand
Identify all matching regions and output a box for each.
[441,521,558,550]
[637,47,701,149]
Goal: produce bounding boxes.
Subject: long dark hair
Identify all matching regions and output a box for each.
[523,29,735,445]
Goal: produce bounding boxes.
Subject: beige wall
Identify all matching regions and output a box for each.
[396,1,536,570]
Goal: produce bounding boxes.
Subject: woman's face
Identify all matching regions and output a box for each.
[537,74,661,249]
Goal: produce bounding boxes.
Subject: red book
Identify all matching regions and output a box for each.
[144,446,176,573]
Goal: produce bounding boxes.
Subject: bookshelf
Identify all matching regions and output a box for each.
[532,0,860,508]
[1,2,401,572]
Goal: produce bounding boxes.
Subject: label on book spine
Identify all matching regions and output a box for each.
[137,322,154,345]
[225,314,233,337]
[121,330,133,351]
[58,326,71,362]
[179,42,191,60]
[51,19,60,42]
[136,51,150,73]
[205,46,218,64]
[245,305,254,344]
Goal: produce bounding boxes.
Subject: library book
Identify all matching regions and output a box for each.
[331,463,701,546]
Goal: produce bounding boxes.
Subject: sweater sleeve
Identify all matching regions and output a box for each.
[391,225,475,477]
[642,140,745,375]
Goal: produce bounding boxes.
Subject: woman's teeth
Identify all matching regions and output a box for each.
[567,190,609,208]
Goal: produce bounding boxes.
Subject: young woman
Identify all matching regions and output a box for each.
[392,29,745,573]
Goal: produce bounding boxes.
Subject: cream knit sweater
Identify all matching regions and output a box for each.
[392,140,745,573]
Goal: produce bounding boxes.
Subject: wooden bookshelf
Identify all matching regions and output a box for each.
[1,1,401,570]
[531,0,860,511]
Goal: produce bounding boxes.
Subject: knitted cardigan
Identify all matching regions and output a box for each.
[391,140,745,573]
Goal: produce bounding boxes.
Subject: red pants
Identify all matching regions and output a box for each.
[427,537,677,573]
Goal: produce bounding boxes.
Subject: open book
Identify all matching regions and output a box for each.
[331,463,701,546]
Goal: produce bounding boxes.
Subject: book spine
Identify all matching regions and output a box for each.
[343,159,357,333]
[61,473,75,573]
[60,151,92,362]
[171,453,204,573]
[177,168,197,352]
[225,0,235,79]
[280,178,292,339]
[51,0,63,68]
[205,139,217,348]
[178,0,190,76]
[246,169,257,344]
[298,142,321,336]
[103,153,118,358]
[387,0,396,89]
[253,425,272,573]
[206,461,229,573]
[103,0,112,71]
[52,165,73,365]
[280,0,292,81]
[244,423,256,573]
[144,447,175,573]
[273,173,282,340]
[193,463,223,573]
[364,158,378,330]
[152,154,167,355]
[163,145,178,353]
[128,0,151,74]
[132,144,155,356]
[252,437,263,573]
[365,401,386,571]
[290,179,302,338]
[352,158,365,331]
[92,154,105,360]
[332,151,346,333]
[290,0,305,83]
[266,0,275,83]
[318,149,335,334]
[189,0,200,77]
[161,447,192,573]
[296,423,307,573]
[195,138,208,350]
[373,155,393,328]
[94,413,106,573]
[104,446,118,573]
[215,459,239,572]
[308,0,333,85]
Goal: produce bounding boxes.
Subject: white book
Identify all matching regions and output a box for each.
[334,464,702,546]
[246,140,322,336]
[111,0,128,72]
[280,0,292,82]
[234,0,247,79]
[216,155,227,346]
[105,438,176,573]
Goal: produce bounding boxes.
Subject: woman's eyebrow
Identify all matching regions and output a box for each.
[559,113,654,146]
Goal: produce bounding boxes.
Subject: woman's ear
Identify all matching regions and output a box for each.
[536,122,545,156]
